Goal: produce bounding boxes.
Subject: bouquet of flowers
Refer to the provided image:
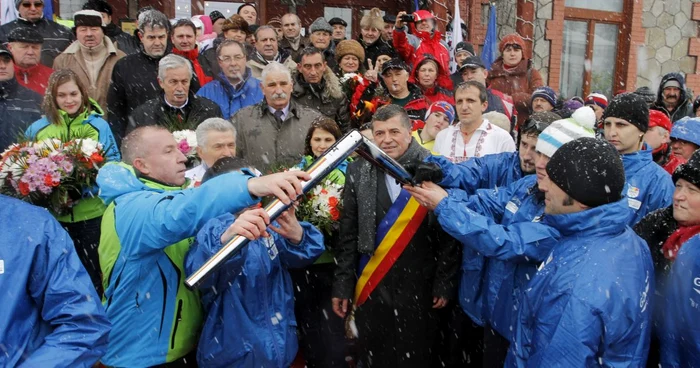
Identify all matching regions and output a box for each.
[172,130,199,167]
[295,178,344,236]
[0,138,106,215]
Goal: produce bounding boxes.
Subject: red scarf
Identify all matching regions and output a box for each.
[662,224,700,260]
[652,143,668,157]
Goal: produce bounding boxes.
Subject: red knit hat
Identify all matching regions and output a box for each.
[649,109,672,132]
[499,33,526,54]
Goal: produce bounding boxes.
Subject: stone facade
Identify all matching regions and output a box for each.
[637,0,699,94]
[532,0,552,86]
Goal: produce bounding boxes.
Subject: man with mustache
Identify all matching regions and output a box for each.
[247,26,296,80]
[197,39,263,119]
[53,10,125,113]
[108,9,202,145]
[126,54,221,133]
[292,47,349,132]
[652,73,694,123]
[232,61,322,171]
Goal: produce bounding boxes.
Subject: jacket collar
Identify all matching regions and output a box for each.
[217,67,253,96]
[621,145,654,179]
[0,78,20,99]
[260,99,300,120]
[63,37,119,55]
[543,198,630,237]
[172,46,200,61]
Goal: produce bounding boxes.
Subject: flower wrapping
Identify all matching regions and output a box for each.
[0,138,106,215]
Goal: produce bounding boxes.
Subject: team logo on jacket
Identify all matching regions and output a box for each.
[0,259,3,274]
[264,237,279,260]
[627,186,640,199]
[694,277,700,296]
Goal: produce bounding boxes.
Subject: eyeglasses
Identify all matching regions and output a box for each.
[21,2,43,8]
[218,55,245,63]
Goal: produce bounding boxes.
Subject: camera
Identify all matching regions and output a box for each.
[400,14,415,22]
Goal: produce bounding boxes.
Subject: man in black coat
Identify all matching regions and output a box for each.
[331,104,459,368]
[0,0,73,67]
[126,54,221,134]
[107,9,200,145]
[0,45,42,151]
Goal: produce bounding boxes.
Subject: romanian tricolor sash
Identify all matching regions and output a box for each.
[353,189,428,307]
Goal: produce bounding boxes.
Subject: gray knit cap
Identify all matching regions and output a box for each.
[309,17,332,34]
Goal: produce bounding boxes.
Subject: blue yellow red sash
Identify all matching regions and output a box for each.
[354,189,428,306]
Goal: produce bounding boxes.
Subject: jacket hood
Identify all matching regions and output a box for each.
[97,162,183,205]
[291,66,344,100]
[656,72,688,106]
[544,197,630,237]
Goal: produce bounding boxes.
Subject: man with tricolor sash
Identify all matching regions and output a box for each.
[331,104,459,368]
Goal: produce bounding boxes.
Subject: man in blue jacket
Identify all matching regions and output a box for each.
[97,125,311,367]
[508,138,653,366]
[185,160,324,367]
[0,194,111,367]
[603,92,675,225]
[406,107,596,366]
[196,39,263,119]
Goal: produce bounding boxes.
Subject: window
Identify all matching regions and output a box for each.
[559,1,625,98]
[325,7,353,40]
[204,2,243,18]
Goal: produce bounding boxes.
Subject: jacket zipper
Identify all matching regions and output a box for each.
[258,249,283,366]
[171,299,184,349]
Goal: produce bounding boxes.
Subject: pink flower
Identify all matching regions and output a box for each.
[177,140,191,155]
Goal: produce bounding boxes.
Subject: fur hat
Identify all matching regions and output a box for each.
[546,138,625,208]
[309,17,332,34]
[361,8,384,30]
[602,92,650,132]
[335,39,365,62]
[209,10,225,24]
[221,15,250,34]
[73,10,104,28]
[536,107,596,158]
[82,0,112,15]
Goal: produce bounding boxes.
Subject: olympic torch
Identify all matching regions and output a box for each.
[185,130,414,289]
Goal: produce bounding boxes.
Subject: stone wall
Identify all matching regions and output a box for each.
[637,0,698,93]
[532,0,552,85]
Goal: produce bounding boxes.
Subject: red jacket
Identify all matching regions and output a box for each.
[409,54,454,104]
[393,25,451,88]
[173,47,213,86]
[14,64,52,96]
[653,143,686,174]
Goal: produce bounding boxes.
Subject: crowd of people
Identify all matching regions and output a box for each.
[2,0,700,367]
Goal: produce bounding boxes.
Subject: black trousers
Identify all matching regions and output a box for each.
[482,325,509,367]
[433,302,485,368]
[61,216,103,297]
[291,263,352,368]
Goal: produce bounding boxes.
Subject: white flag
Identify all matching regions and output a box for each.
[449,0,464,73]
[1,0,18,25]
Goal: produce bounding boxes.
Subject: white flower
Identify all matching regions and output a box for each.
[75,138,102,157]
[340,73,358,83]
[34,138,63,152]
[172,130,197,147]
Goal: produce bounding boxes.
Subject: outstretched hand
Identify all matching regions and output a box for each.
[403,181,448,211]
[247,171,310,205]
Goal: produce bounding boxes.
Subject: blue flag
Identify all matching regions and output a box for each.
[481,3,497,71]
[414,0,420,12]
[43,0,53,20]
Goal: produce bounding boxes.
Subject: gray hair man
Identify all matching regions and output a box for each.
[6,27,51,95]
[127,54,222,133]
[232,61,322,171]
[53,10,126,110]
[107,9,202,145]
[279,13,310,61]
[186,118,238,186]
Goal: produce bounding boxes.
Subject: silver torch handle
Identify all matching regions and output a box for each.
[185,130,365,289]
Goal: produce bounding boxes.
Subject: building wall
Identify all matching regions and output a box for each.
[637,0,699,94]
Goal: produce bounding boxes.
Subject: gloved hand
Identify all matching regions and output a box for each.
[405,161,443,185]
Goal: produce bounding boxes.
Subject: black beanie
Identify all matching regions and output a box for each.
[673,149,700,188]
[82,0,112,15]
[546,137,625,208]
[602,92,649,132]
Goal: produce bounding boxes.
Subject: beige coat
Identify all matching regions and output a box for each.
[53,37,125,115]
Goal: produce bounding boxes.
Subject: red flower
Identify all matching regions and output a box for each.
[321,188,328,195]
[328,196,339,208]
[330,207,340,221]
[90,152,104,165]
[18,181,30,196]
[44,174,53,186]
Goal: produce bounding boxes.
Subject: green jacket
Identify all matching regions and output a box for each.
[25,100,120,222]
